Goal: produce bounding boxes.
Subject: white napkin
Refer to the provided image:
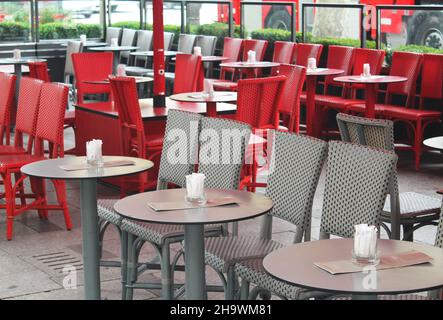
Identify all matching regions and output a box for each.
[186,173,205,199]
[117,64,126,76]
[80,34,87,44]
[203,79,214,96]
[308,57,317,71]
[193,46,202,56]
[247,50,256,63]
[363,63,371,77]
[353,224,378,258]
[110,38,119,47]
[86,139,103,164]
[13,49,21,60]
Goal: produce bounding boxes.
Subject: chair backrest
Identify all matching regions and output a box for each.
[198,116,251,190]
[262,130,328,242]
[14,77,43,153]
[136,30,153,52]
[64,40,83,78]
[164,32,174,51]
[106,27,122,45]
[177,34,197,54]
[157,109,202,190]
[436,205,443,248]
[108,76,145,158]
[222,37,243,63]
[351,48,385,76]
[241,39,268,62]
[0,72,16,145]
[173,53,202,94]
[387,51,422,106]
[420,53,443,107]
[195,35,217,56]
[272,41,295,64]
[236,75,286,130]
[72,52,113,103]
[34,82,69,158]
[324,45,354,88]
[28,61,51,82]
[292,43,323,67]
[319,141,397,239]
[120,28,137,60]
[277,64,306,133]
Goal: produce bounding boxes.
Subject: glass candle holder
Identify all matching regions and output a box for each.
[185,174,207,205]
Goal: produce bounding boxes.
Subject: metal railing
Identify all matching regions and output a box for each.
[301,2,367,48]
[240,1,297,42]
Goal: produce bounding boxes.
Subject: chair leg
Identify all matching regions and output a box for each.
[240,279,250,300]
[160,242,173,300]
[125,232,137,300]
[120,230,128,300]
[3,172,15,240]
[402,224,414,242]
[29,177,48,219]
[414,120,423,171]
[225,267,237,300]
[14,172,26,206]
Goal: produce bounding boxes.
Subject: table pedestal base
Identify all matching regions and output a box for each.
[184,224,207,300]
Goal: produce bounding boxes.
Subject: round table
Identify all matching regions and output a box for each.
[89,46,139,73]
[219,61,280,78]
[83,76,153,85]
[169,91,237,117]
[334,75,407,119]
[21,156,153,300]
[114,188,273,299]
[61,41,107,48]
[172,56,229,78]
[130,50,179,58]
[305,68,344,137]
[0,58,47,98]
[263,238,443,299]
[424,136,443,151]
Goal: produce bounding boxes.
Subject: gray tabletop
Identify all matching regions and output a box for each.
[130,50,179,57]
[169,91,237,103]
[263,238,443,295]
[220,61,280,69]
[89,46,138,52]
[21,156,153,180]
[61,41,107,47]
[0,58,47,65]
[424,136,443,151]
[114,188,273,225]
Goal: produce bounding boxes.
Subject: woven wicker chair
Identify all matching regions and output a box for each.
[336,113,441,241]
[234,140,397,300]
[120,115,251,300]
[204,130,328,299]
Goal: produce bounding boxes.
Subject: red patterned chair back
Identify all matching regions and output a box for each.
[241,39,268,62]
[223,37,243,63]
[324,45,354,89]
[34,82,69,158]
[28,61,51,82]
[173,53,202,94]
[0,72,16,145]
[109,76,146,158]
[420,53,443,108]
[273,41,296,64]
[72,52,113,104]
[386,51,422,106]
[292,43,323,67]
[14,77,44,153]
[351,48,385,76]
[236,75,287,130]
[277,64,306,133]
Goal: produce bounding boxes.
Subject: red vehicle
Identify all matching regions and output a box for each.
[219,0,443,49]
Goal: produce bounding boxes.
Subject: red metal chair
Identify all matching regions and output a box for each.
[380,53,442,170]
[28,61,51,82]
[277,64,306,133]
[292,43,323,67]
[109,76,163,195]
[271,41,296,75]
[0,72,16,146]
[219,37,243,81]
[0,82,72,240]
[72,52,113,105]
[173,53,203,94]
[235,75,287,190]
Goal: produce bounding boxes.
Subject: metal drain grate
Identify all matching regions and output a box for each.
[31,251,83,274]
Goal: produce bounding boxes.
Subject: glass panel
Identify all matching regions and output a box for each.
[144,0,182,46]
[109,0,140,28]
[0,1,32,42]
[38,0,103,40]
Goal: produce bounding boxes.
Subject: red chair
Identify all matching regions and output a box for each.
[0,82,72,240]
[277,64,306,133]
[72,52,113,105]
[380,53,442,170]
[292,43,323,67]
[235,76,287,190]
[0,72,16,146]
[219,37,243,81]
[28,61,51,82]
[271,41,296,75]
[109,76,163,195]
[173,53,203,94]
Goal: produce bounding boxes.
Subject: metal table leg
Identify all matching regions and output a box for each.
[14,64,22,101]
[352,294,377,300]
[184,224,207,300]
[80,178,101,300]
[113,53,119,74]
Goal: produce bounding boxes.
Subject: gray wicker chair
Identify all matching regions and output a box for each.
[204,130,328,299]
[195,35,217,77]
[177,34,197,54]
[105,27,122,45]
[125,30,153,74]
[336,113,441,240]
[120,115,251,300]
[234,140,397,300]
[119,28,137,63]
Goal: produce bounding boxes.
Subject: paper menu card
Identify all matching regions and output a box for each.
[147,197,238,212]
[314,250,433,275]
[59,160,135,171]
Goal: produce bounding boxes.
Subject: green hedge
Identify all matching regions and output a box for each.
[0,22,29,41]
[194,22,241,49]
[385,44,443,65]
[110,21,142,30]
[39,22,102,40]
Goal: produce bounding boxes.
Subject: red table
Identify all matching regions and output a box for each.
[305,68,344,137]
[219,61,280,79]
[169,91,237,117]
[333,75,407,118]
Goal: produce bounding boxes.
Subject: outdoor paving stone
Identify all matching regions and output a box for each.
[0,270,61,299]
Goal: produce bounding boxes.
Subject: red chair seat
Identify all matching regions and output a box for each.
[315,95,362,110]
[382,105,441,121]
[347,102,386,114]
[0,145,26,155]
[0,154,45,172]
